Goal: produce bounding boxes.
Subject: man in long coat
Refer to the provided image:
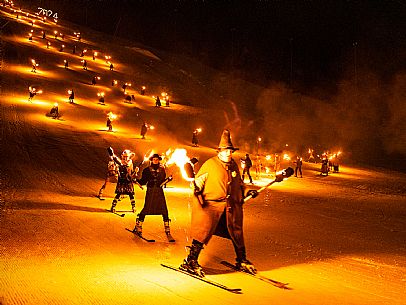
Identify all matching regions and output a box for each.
[133,154,172,237]
[180,129,257,277]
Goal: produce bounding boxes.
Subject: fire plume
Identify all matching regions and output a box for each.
[166,148,194,182]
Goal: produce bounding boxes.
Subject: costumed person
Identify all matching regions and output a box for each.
[192,129,199,147]
[97,156,119,199]
[140,122,148,139]
[122,83,128,94]
[132,154,173,238]
[28,87,36,102]
[68,90,75,103]
[106,116,113,132]
[321,154,329,176]
[124,95,132,103]
[98,94,105,105]
[49,103,59,119]
[108,147,138,213]
[294,156,303,178]
[155,96,161,107]
[241,153,253,183]
[180,129,258,277]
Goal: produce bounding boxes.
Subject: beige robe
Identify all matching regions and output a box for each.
[191,156,246,248]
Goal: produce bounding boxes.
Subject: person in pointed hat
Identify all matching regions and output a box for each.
[180,129,257,277]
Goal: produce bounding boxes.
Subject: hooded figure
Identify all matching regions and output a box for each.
[180,129,257,277]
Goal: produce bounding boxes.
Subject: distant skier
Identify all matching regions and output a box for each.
[192,129,199,147]
[49,103,59,119]
[106,117,113,132]
[155,96,161,107]
[132,154,173,239]
[107,147,138,213]
[140,122,148,139]
[68,90,75,103]
[241,153,253,183]
[124,95,132,103]
[82,60,87,70]
[64,60,69,69]
[98,95,105,105]
[28,87,36,102]
[72,45,76,54]
[140,86,146,95]
[180,129,257,277]
[91,76,97,85]
[97,156,119,199]
[109,63,114,71]
[294,156,303,178]
[321,155,329,176]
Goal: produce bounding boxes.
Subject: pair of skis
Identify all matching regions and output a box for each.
[161,261,290,294]
[125,228,175,243]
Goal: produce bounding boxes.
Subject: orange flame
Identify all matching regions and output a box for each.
[166,148,194,182]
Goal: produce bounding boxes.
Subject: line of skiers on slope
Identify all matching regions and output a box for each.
[98,130,259,278]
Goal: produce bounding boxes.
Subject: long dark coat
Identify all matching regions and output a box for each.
[138,165,168,215]
[112,156,135,195]
[191,156,245,248]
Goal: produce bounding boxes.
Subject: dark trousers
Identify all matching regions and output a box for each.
[295,166,302,177]
[242,167,253,183]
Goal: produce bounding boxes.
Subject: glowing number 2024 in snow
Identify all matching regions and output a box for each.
[37,7,58,19]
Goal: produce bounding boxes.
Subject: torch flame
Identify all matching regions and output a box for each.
[283,154,291,161]
[166,148,194,182]
[107,112,117,121]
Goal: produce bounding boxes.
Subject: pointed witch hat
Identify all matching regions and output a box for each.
[217,129,239,151]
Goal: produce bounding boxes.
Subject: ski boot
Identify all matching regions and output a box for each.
[235,247,257,275]
[132,216,143,236]
[164,219,175,242]
[131,199,136,213]
[180,240,204,277]
[110,199,118,213]
[236,258,257,275]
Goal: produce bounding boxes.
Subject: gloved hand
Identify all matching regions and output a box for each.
[107,147,114,156]
[245,189,258,199]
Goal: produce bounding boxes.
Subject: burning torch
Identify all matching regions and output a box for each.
[244,167,294,202]
[166,148,204,205]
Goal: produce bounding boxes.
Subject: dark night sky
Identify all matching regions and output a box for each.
[31,0,405,90]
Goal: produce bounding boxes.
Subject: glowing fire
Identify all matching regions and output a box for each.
[283,154,291,161]
[107,112,117,121]
[97,92,105,97]
[166,148,194,182]
[196,128,202,133]
[265,155,271,161]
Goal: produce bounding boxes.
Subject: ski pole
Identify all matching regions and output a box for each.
[244,167,294,202]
